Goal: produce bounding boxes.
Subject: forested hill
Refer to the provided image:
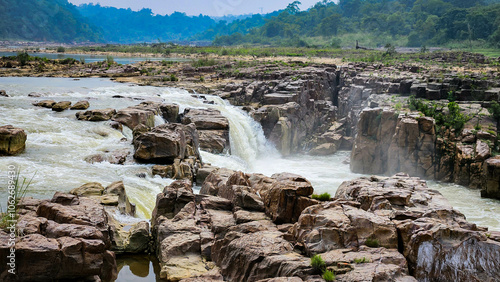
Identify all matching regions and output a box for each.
[213,0,500,48]
[76,4,216,43]
[0,0,101,42]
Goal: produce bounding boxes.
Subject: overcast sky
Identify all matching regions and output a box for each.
[68,0,323,17]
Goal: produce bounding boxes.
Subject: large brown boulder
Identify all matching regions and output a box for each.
[70,100,90,110]
[263,173,316,224]
[182,108,229,130]
[151,180,195,225]
[52,101,72,112]
[76,108,117,121]
[33,100,56,108]
[113,102,160,129]
[0,125,27,155]
[0,193,118,281]
[133,123,201,164]
[182,108,230,154]
[335,174,500,281]
[292,201,398,255]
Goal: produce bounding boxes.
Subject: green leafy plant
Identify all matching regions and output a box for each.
[0,169,35,231]
[354,257,370,264]
[322,270,336,282]
[56,46,65,53]
[365,238,380,248]
[312,193,331,201]
[311,254,326,272]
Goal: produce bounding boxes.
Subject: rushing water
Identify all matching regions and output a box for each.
[0,77,499,232]
[0,51,190,65]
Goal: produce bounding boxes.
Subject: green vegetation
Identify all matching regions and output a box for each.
[57,46,66,53]
[365,238,380,248]
[0,0,101,42]
[311,254,326,272]
[76,4,215,43]
[0,169,35,231]
[488,102,500,136]
[312,192,332,201]
[322,270,336,282]
[354,257,370,264]
[211,0,500,48]
[408,96,471,134]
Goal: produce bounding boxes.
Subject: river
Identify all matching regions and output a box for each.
[0,77,498,229]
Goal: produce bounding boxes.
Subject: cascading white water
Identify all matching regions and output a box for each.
[0,77,499,230]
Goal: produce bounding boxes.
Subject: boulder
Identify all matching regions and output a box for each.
[263,173,315,224]
[0,90,8,97]
[0,193,118,281]
[309,143,337,156]
[103,181,136,216]
[160,103,180,123]
[70,100,90,110]
[84,148,129,165]
[151,180,195,225]
[482,156,500,200]
[70,182,105,197]
[33,100,56,108]
[182,108,229,130]
[198,130,230,154]
[320,247,415,281]
[335,174,500,281]
[133,123,200,164]
[292,201,398,255]
[113,103,157,129]
[52,101,72,112]
[76,108,117,121]
[108,217,150,254]
[0,125,27,155]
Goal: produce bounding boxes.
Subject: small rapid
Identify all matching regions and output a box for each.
[0,77,498,231]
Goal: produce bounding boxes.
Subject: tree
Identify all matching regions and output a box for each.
[286,1,302,14]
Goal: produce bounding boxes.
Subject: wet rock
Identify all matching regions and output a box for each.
[108,217,150,254]
[0,90,8,97]
[76,108,117,121]
[182,108,229,130]
[308,143,337,156]
[133,123,201,164]
[113,102,159,129]
[482,156,500,200]
[33,99,55,108]
[70,182,105,197]
[52,101,72,112]
[85,148,130,165]
[198,130,230,154]
[0,125,27,155]
[70,100,90,110]
[160,103,180,123]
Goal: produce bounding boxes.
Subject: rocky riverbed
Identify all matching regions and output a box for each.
[1,51,500,281]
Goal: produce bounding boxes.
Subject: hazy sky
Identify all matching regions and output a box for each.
[68,0,323,17]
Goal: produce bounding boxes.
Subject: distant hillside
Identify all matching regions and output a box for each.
[76,4,216,43]
[0,0,101,42]
[191,11,280,41]
[213,0,500,48]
